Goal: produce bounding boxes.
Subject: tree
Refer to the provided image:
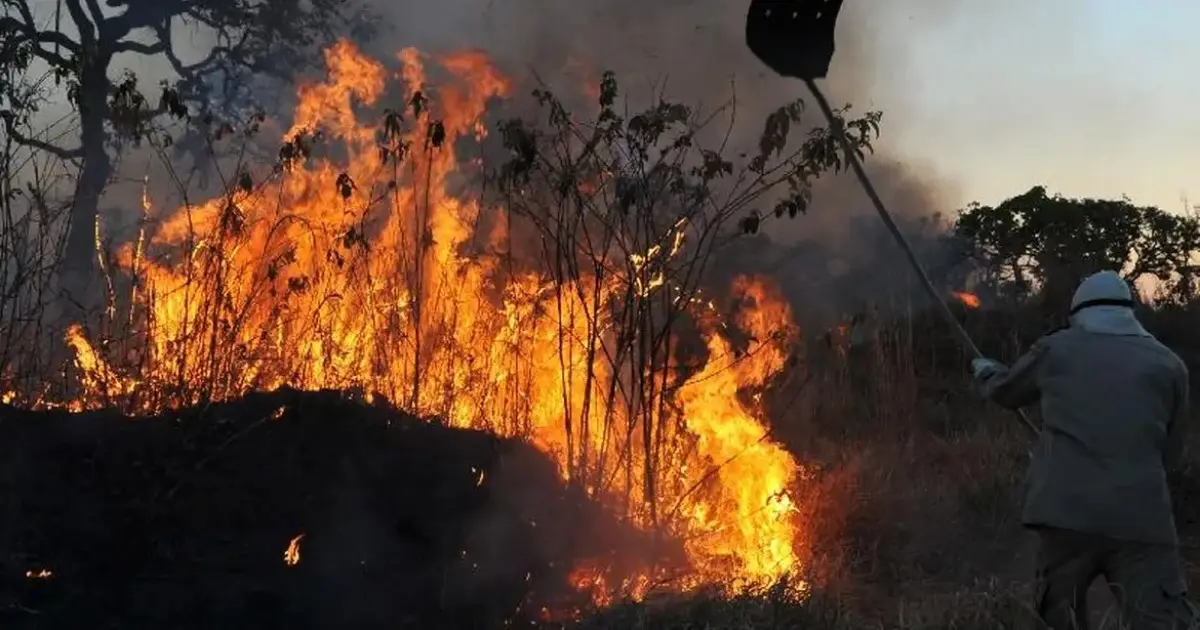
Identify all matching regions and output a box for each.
[491,73,880,521]
[953,186,1200,309]
[0,0,372,306]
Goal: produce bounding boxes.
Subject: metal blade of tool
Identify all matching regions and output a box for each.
[744,0,1040,436]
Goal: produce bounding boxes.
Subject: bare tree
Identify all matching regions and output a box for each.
[490,73,880,522]
[0,0,373,306]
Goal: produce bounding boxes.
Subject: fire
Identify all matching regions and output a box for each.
[57,41,807,600]
[952,291,981,308]
[25,568,52,579]
[284,534,305,566]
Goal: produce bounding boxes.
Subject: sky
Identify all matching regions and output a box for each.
[336,0,1200,216]
[853,0,1200,214]
[15,0,1200,217]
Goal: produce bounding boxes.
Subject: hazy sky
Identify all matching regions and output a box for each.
[854,1,1200,213]
[369,0,1200,215]
[18,0,1199,217]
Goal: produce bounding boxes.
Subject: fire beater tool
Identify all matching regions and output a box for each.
[744,0,1039,436]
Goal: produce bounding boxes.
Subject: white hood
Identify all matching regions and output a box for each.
[1068,270,1150,337]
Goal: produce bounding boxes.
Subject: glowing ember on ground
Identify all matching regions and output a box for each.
[284,534,305,567]
[55,40,807,601]
[952,291,981,308]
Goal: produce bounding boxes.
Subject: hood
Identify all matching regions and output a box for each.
[1068,271,1150,337]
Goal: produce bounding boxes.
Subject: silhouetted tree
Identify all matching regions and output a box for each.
[490,72,880,514]
[953,186,1200,310]
[0,0,374,305]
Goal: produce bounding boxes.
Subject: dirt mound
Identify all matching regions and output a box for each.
[0,389,667,629]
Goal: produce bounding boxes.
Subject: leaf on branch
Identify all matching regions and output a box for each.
[237,171,253,194]
[382,108,404,140]
[109,71,153,144]
[427,120,446,149]
[159,82,189,120]
[496,119,538,190]
[693,150,733,181]
[278,130,318,171]
[410,91,427,118]
[741,212,761,235]
[773,189,810,219]
[599,70,617,109]
[220,200,245,237]
[335,172,356,199]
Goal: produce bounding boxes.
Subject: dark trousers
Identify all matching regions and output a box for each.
[1035,527,1196,629]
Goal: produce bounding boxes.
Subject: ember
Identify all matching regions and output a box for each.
[284,534,305,566]
[953,291,981,308]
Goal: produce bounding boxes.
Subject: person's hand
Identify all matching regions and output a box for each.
[971,357,1004,380]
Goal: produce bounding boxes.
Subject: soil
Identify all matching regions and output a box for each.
[0,388,666,629]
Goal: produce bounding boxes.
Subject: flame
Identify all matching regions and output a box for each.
[25,568,52,579]
[952,291,981,308]
[56,41,807,601]
[284,534,305,566]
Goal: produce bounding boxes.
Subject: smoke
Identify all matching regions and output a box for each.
[340,0,980,327]
[97,0,984,330]
[101,0,1035,316]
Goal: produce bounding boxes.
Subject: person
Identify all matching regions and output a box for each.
[972,270,1195,630]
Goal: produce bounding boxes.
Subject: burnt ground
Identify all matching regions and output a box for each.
[0,388,668,629]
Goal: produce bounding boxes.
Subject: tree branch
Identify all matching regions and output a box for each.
[83,0,107,33]
[63,0,96,44]
[2,121,85,160]
[105,0,177,41]
[153,20,255,80]
[112,38,166,55]
[0,11,77,68]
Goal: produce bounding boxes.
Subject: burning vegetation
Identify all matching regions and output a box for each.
[284,534,305,567]
[952,291,981,309]
[2,38,882,613]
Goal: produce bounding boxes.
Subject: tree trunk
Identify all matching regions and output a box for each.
[61,55,113,317]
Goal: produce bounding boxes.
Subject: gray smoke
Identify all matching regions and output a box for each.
[343,0,971,328]
[126,0,1066,326]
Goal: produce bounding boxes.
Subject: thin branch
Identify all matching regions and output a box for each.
[154,22,247,78]
[2,122,84,160]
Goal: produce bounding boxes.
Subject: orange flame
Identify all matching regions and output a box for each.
[952,291,981,308]
[25,568,53,579]
[284,534,305,567]
[60,41,807,601]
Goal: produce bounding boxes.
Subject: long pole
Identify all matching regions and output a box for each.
[802,78,1040,437]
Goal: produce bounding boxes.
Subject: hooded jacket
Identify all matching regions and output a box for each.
[979,271,1191,544]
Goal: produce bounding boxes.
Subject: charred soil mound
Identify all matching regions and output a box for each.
[0,389,664,629]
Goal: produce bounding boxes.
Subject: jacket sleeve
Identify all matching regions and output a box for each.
[1165,359,1190,473]
[979,338,1050,409]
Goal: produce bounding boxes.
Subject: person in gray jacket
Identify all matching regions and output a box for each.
[972,270,1195,630]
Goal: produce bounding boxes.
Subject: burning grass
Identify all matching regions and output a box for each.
[0,38,882,603]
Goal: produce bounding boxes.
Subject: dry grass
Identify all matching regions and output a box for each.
[560,579,1034,630]
[557,315,1200,630]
